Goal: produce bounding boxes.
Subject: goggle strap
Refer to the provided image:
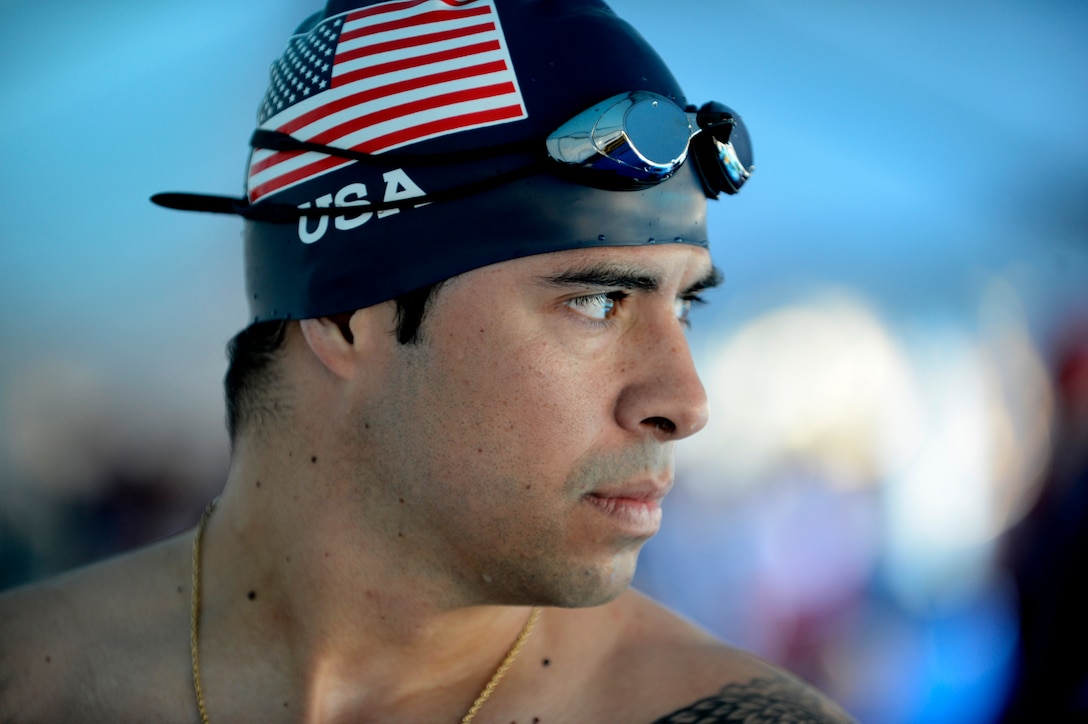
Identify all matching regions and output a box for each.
[151,162,545,223]
[250,130,539,167]
[153,96,750,220]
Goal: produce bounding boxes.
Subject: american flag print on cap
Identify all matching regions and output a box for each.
[247,0,527,204]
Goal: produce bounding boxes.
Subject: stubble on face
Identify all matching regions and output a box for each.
[349,247,709,609]
[362,374,670,609]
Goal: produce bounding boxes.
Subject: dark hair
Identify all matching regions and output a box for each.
[224,282,443,441]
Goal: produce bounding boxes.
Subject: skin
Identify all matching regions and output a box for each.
[0,244,856,723]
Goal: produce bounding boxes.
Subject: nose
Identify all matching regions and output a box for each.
[614,311,709,442]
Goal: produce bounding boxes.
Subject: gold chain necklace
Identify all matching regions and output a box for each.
[190,499,542,724]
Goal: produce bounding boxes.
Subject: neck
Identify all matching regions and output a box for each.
[197,434,539,719]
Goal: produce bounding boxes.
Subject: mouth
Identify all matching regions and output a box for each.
[582,480,671,536]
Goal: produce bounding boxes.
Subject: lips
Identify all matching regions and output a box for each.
[586,477,672,504]
[582,477,672,535]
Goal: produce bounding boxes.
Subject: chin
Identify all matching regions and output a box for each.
[539,554,641,609]
[475,544,643,608]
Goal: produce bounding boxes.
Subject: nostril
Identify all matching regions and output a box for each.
[644,416,676,434]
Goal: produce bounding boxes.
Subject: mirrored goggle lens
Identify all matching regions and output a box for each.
[691,101,753,196]
[546,91,693,187]
[547,92,753,195]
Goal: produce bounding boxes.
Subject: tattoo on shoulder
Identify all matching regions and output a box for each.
[650,675,852,724]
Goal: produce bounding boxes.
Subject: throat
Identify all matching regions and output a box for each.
[191,502,543,723]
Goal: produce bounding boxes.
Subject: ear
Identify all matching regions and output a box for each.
[299,303,394,380]
[299,316,356,380]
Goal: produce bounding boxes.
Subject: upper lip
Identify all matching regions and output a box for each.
[586,477,673,503]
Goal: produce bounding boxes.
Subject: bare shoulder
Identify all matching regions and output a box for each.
[549,589,856,723]
[0,533,195,722]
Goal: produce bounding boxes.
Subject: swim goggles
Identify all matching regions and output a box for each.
[546,90,752,196]
[152,90,753,221]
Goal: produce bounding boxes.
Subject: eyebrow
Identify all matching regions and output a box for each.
[686,266,724,295]
[539,263,724,296]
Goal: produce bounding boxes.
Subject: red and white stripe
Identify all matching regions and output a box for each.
[248,0,526,203]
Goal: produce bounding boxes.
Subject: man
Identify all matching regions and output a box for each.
[0,1,855,721]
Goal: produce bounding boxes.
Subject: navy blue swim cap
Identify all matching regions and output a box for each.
[154,0,750,322]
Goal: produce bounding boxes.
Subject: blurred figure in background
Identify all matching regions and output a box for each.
[1000,313,1088,721]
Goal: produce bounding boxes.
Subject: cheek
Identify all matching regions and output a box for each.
[435,332,609,466]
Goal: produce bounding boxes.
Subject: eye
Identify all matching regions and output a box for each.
[675,298,692,325]
[676,294,706,327]
[566,291,627,321]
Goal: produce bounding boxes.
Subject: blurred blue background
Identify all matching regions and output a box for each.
[1,1,1086,721]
